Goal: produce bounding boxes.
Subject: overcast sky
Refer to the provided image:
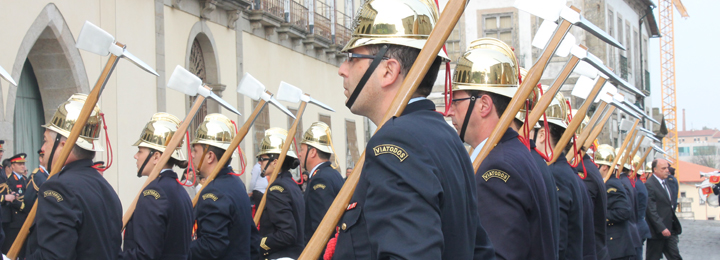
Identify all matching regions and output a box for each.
[648,0,720,131]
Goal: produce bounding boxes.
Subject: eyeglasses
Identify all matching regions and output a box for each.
[257,157,271,162]
[451,96,477,106]
[342,52,389,62]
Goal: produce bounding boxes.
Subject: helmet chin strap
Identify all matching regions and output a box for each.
[303,148,310,173]
[345,45,390,110]
[137,148,158,178]
[45,134,63,173]
[458,96,478,143]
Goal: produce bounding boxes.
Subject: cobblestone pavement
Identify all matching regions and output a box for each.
[670,219,720,260]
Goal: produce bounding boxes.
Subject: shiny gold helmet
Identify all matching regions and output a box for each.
[453,38,519,98]
[632,155,642,172]
[258,128,297,159]
[594,144,615,166]
[191,113,235,150]
[43,94,104,151]
[645,161,652,173]
[342,0,449,59]
[541,93,569,129]
[515,68,542,124]
[301,122,334,154]
[133,113,185,161]
[615,148,632,170]
[571,109,590,135]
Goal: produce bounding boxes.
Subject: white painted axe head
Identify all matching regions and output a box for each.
[641,137,651,148]
[594,84,616,103]
[167,65,202,96]
[531,20,557,49]
[573,61,599,79]
[276,81,303,103]
[0,65,17,86]
[619,118,634,131]
[237,73,266,101]
[76,21,117,57]
[571,75,596,99]
[555,34,576,57]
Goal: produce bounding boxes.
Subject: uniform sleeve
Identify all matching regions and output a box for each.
[645,183,667,233]
[190,191,231,260]
[554,176,572,259]
[120,187,169,260]
[24,175,39,212]
[261,185,299,254]
[473,221,495,260]
[363,128,444,260]
[306,177,333,240]
[606,183,632,223]
[25,181,81,260]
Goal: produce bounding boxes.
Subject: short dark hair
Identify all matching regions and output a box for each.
[314,147,331,160]
[365,44,442,97]
[651,159,658,171]
[207,146,231,167]
[72,145,96,160]
[267,154,300,172]
[466,90,511,118]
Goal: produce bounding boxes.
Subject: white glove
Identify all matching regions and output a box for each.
[3,254,11,260]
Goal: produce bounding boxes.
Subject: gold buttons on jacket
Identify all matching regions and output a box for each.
[342,223,347,230]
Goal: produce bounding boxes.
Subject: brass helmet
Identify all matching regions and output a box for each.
[615,148,632,170]
[43,94,104,151]
[453,38,519,98]
[258,128,297,159]
[301,122,334,154]
[133,113,185,161]
[342,0,449,59]
[571,109,590,135]
[515,67,542,124]
[541,93,569,129]
[191,113,235,150]
[645,161,652,173]
[632,155,642,172]
[594,144,615,167]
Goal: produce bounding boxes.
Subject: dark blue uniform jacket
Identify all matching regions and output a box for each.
[190,166,256,260]
[122,169,193,260]
[619,173,641,248]
[633,176,652,240]
[530,140,560,259]
[259,170,305,259]
[549,153,587,260]
[577,154,609,260]
[332,99,494,260]
[605,175,636,259]
[304,162,343,247]
[25,159,123,259]
[477,130,555,260]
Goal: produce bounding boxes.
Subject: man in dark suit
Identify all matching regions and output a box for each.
[645,158,682,260]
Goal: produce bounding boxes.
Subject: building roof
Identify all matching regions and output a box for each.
[675,160,720,183]
[677,129,720,137]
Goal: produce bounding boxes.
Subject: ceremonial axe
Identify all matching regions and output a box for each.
[123,65,241,228]
[0,65,17,86]
[622,100,660,125]
[191,73,296,207]
[253,81,334,224]
[604,118,640,182]
[9,21,160,258]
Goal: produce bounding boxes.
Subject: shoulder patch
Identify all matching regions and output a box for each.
[269,185,285,192]
[607,188,618,193]
[373,144,408,162]
[43,190,64,202]
[143,189,161,199]
[202,193,218,201]
[313,184,326,190]
[482,169,510,182]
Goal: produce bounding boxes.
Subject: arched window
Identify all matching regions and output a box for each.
[189,38,208,138]
[14,59,45,168]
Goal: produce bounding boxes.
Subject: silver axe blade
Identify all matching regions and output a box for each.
[517,0,625,50]
[0,65,17,86]
[622,100,660,125]
[167,65,241,116]
[237,73,296,119]
[76,21,158,76]
[569,45,645,97]
[651,144,666,154]
[610,100,641,120]
[277,81,335,112]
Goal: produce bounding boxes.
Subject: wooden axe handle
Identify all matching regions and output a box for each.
[192,98,268,206]
[253,101,307,224]
[604,119,639,183]
[298,0,467,258]
[584,106,616,149]
[566,101,608,161]
[123,92,207,228]
[8,43,124,258]
[623,129,640,172]
[475,19,574,170]
[548,77,606,164]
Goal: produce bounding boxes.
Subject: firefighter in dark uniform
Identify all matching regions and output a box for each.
[25,149,48,216]
[121,113,193,259]
[535,94,595,260]
[573,115,610,260]
[297,122,344,248]
[511,70,560,258]
[449,41,554,260]
[25,93,122,259]
[616,150,642,258]
[1,153,28,255]
[257,128,305,259]
[632,155,652,258]
[330,0,494,258]
[596,145,636,259]
[189,113,258,260]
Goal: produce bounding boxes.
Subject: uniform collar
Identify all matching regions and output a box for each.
[218,165,234,176]
[159,168,178,179]
[401,98,435,116]
[39,165,48,176]
[58,159,94,176]
[12,171,22,179]
[470,128,517,162]
[470,139,487,162]
[310,161,331,179]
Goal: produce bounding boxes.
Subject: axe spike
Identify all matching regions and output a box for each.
[0,65,17,86]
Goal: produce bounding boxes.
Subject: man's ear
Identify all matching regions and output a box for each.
[206,151,216,164]
[379,59,401,89]
[477,95,494,118]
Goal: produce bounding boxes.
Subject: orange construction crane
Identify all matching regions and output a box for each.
[658,0,688,171]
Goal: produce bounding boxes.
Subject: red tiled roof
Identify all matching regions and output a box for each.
[713,132,720,138]
[675,160,720,183]
[677,129,719,137]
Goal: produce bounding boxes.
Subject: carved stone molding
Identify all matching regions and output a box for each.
[228,10,240,29]
[202,0,217,18]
